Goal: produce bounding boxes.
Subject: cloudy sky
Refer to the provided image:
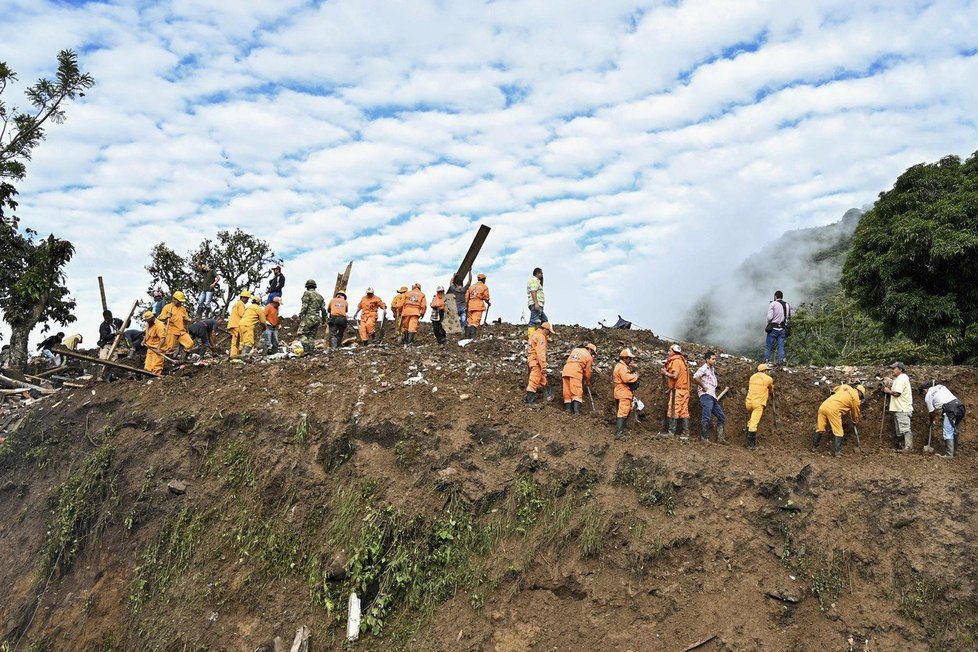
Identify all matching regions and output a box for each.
[3,0,977,344]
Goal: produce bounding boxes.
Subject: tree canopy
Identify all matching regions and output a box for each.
[841,153,978,364]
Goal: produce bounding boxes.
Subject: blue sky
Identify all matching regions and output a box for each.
[3,0,978,344]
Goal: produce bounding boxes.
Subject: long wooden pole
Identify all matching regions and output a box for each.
[98,276,108,313]
[57,348,157,378]
[99,300,139,379]
[452,225,490,284]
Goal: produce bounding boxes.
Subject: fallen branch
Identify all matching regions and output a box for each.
[684,634,717,651]
[0,374,58,395]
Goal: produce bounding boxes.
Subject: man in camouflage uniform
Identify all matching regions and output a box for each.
[298,279,326,353]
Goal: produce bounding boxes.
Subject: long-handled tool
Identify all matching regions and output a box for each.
[880,395,888,443]
[852,423,862,451]
[923,421,935,453]
[586,385,597,414]
[770,393,779,431]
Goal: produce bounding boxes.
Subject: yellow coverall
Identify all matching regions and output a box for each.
[745,372,774,432]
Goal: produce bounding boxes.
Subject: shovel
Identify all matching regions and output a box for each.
[852,423,862,451]
[923,422,935,453]
[586,385,597,414]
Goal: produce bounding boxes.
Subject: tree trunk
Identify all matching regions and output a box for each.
[8,323,31,370]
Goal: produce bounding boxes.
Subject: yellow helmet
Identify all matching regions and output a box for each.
[855,384,866,397]
[172,290,187,303]
[757,363,771,372]
[240,290,252,299]
[620,348,634,359]
[142,310,155,319]
[398,286,408,293]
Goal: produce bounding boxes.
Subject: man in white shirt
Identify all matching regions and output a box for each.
[882,362,913,451]
[923,381,966,459]
[693,351,726,443]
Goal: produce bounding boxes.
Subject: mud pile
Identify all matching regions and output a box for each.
[1,322,976,651]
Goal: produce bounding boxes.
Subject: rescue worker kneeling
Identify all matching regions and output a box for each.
[327,291,349,349]
[613,349,640,439]
[813,383,865,456]
[525,321,554,403]
[562,342,596,415]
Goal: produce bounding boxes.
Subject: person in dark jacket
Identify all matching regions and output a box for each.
[265,265,285,304]
[189,318,222,355]
[98,311,123,359]
[37,332,65,366]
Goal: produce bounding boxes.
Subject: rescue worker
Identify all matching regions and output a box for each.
[62,333,83,351]
[430,286,447,345]
[660,344,691,438]
[264,296,281,353]
[525,321,554,403]
[527,267,547,335]
[298,279,326,353]
[159,291,194,358]
[449,271,472,328]
[882,362,913,451]
[400,283,427,345]
[142,310,167,375]
[189,318,221,356]
[465,273,491,339]
[613,349,640,440]
[227,290,251,357]
[37,332,65,367]
[922,381,966,459]
[354,288,387,345]
[237,294,267,355]
[327,291,349,349]
[813,384,865,456]
[694,351,726,443]
[744,363,774,450]
[391,286,408,336]
[562,342,596,414]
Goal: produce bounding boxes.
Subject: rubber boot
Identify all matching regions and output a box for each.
[899,434,913,452]
[666,418,677,436]
[564,402,572,412]
[544,386,555,401]
[241,345,253,356]
[679,418,690,440]
[832,436,843,457]
[747,431,757,450]
[954,431,960,454]
[466,325,476,339]
[811,432,822,451]
[716,423,726,444]
[700,423,710,442]
[615,417,626,440]
[572,400,581,415]
[939,439,955,459]
[525,391,537,405]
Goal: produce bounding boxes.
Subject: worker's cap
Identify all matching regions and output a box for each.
[273,297,282,304]
[172,290,187,302]
[152,290,162,297]
[670,344,682,354]
[855,384,866,397]
[585,343,597,353]
[757,363,771,372]
[336,291,347,298]
[240,290,252,298]
[366,287,374,293]
[398,286,408,292]
[889,361,906,371]
[436,285,445,292]
[273,264,281,270]
[477,273,486,280]
[541,321,555,333]
[412,283,421,289]
[620,348,634,359]
[142,310,155,319]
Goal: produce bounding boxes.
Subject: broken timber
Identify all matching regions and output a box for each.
[98,276,108,313]
[99,300,139,380]
[444,224,491,335]
[57,348,158,378]
[333,261,353,297]
[0,375,57,395]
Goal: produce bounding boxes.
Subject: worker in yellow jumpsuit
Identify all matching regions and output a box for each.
[142,310,167,375]
[744,363,774,450]
[813,384,865,456]
[238,295,267,355]
[159,291,194,358]
[391,286,408,336]
[227,290,251,356]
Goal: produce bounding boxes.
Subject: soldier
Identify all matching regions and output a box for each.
[298,279,326,353]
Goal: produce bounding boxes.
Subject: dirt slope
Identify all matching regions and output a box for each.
[1,323,976,651]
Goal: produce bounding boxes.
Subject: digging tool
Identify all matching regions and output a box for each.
[852,423,862,451]
[377,312,388,342]
[716,387,729,401]
[923,421,935,453]
[880,395,888,443]
[770,393,779,433]
[586,385,597,414]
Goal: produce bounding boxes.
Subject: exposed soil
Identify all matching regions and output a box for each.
[1,322,976,651]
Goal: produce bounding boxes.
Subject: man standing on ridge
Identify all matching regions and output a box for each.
[151,290,166,317]
[265,264,285,304]
[227,290,251,356]
[327,291,349,349]
[431,286,447,345]
[159,291,194,359]
[661,344,691,438]
[694,351,726,443]
[745,363,774,450]
[525,321,554,403]
[922,381,965,459]
[354,288,387,345]
[562,342,596,415]
[97,310,121,359]
[195,262,218,318]
[400,283,427,345]
[466,273,491,339]
[142,310,167,375]
[812,383,864,457]
[527,267,547,335]
[614,349,640,440]
[263,297,281,353]
[298,279,326,353]
[882,362,913,451]
[764,290,791,366]
[391,286,408,337]
[449,271,472,328]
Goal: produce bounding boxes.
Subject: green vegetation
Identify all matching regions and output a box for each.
[129,506,211,613]
[778,517,853,610]
[613,454,674,513]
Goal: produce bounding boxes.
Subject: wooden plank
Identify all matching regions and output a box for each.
[98,276,108,313]
[57,348,158,377]
[452,225,490,284]
[333,261,353,296]
[0,374,57,395]
[99,300,139,380]
[35,364,68,378]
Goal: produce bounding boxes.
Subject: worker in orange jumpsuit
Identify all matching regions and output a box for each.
[813,384,865,457]
[562,342,596,415]
[660,344,691,438]
[525,321,554,403]
[238,295,267,354]
[391,286,408,335]
[400,283,427,345]
[159,290,194,358]
[430,286,447,344]
[227,290,251,356]
[465,273,491,339]
[354,287,387,345]
[327,291,350,349]
[745,364,775,450]
[613,348,640,439]
[142,310,167,375]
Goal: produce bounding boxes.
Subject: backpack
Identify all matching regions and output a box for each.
[765,300,791,336]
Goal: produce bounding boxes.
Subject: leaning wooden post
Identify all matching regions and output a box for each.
[98,276,108,313]
[98,300,139,379]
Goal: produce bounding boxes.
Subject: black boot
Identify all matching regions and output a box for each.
[466,325,476,339]
[615,417,626,440]
[939,439,955,459]
[811,432,822,451]
[679,418,690,440]
[544,386,554,401]
[572,401,581,415]
[747,432,757,450]
[525,391,537,404]
[564,402,572,412]
[716,424,726,444]
[700,423,710,442]
[832,436,843,457]
[666,418,677,436]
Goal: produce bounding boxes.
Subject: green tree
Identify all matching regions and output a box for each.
[841,153,978,364]
[145,229,280,316]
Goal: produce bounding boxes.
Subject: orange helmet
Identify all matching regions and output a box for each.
[620,348,634,359]
[585,343,596,353]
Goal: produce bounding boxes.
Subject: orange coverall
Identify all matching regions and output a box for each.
[328,296,348,317]
[466,282,491,327]
[663,352,690,419]
[357,295,387,340]
[227,298,248,356]
[142,320,167,375]
[400,289,427,334]
[264,302,280,327]
[238,303,267,349]
[613,361,639,418]
[817,385,862,438]
[745,372,774,432]
[561,347,594,404]
[391,291,406,334]
[159,301,193,354]
[526,329,548,392]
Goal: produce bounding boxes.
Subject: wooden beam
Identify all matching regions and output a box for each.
[57,348,158,378]
[452,225,490,285]
[99,300,139,380]
[98,276,108,313]
[35,364,68,378]
[0,375,57,395]
[333,261,353,296]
